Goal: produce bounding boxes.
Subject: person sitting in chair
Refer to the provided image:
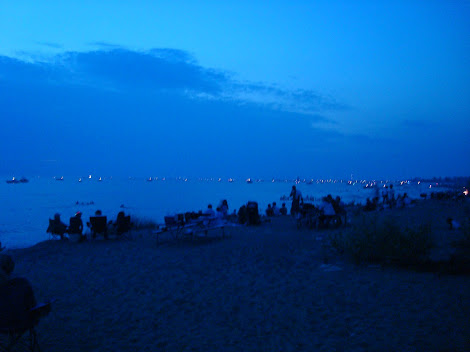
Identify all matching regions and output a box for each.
[0,253,52,352]
[47,213,67,240]
[87,210,108,239]
[319,196,336,227]
[68,211,85,241]
[204,204,215,217]
[280,203,288,216]
[114,211,132,236]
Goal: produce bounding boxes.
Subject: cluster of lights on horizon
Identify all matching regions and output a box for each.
[4,175,469,195]
[22,175,458,187]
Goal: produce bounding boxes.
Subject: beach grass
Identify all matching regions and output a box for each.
[330,213,434,266]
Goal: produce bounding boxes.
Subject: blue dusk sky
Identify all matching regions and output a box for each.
[1,0,469,179]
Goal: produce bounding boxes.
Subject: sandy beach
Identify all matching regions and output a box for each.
[3,199,470,351]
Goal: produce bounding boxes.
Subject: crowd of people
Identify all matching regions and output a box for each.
[47,182,464,241]
[262,186,348,228]
[364,184,412,212]
[47,209,131,241]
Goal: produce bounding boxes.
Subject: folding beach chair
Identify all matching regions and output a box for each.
[115,215,132,236]
[297,203,319,229]
[246,201,260,225]
[68,217,82,235]
[155,214,188,245]
[190,215,227,239]
[0,278,52,352]
[46,219,66,240]
[89,216,108,239]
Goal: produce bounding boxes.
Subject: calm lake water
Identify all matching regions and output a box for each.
[0,176,441,249]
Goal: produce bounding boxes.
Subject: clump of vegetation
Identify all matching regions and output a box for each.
[330,214,434,266]
[449,215,470,274]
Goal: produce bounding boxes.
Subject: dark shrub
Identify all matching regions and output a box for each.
[330,214,434,265]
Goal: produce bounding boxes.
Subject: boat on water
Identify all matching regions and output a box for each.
[6,177,29,184]
[55,176,64,181]
[246,178,253,184]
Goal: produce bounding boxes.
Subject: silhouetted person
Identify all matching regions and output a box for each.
[48,213,67,239]
[363,198,376,211]
[68,211,85,241]
[219,199,229,218]
[272,202,280,216]
[447,217,460,230]
[69,211,83,234]
[382,186,389,204]
[0,255,38,332]
[204,204,215,217]
[389,184,395,206]
[290,185,303,216]
[0,254,14,285]
[87,210,108,239]
[280,203,288,215]
[114,211,132,236]
[333,196,347,224]
[319,196,336,227]
[238,205,247,224]
[266,204,274,217]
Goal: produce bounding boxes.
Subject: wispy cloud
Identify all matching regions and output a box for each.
[225,82,347,115]
[34,41,63,49]
[0,48,344,117]
[88,41,123,49]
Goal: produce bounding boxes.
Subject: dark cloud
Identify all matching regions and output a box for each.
[149,48,196,64]
[88,41,124,49]
[59,49,228,94]
[1,48,343,114]
[0,48,351,177]
[34,41,63,49]
[229,82,347,114]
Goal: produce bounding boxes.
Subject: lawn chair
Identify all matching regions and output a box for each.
[297,203,319,229]
[89,216,108,239]
[0,278,52,352]
[190,215,227,239]
[67,216,85,242]
[155,214,187,245]
[115,215,132,236]
[68,217,82,235]
[246,201,260,225]
[46,219,67,240]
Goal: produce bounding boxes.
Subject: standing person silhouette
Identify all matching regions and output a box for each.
[289,185,303,216]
